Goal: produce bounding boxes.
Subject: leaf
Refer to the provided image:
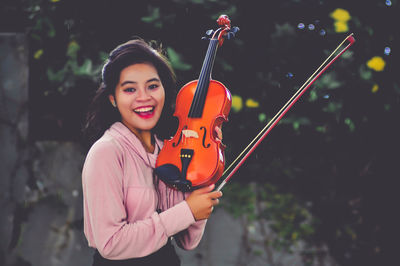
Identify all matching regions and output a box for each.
[166,47,192,71]
[316,125,327,133]
[67,41,80,58]
[33,49,43,59]
[99,51,109,62]
[323,102,343,113]
[47,67,66,82]
[45,19,56,38]
[219,59,233,71]
[314,72,343,89]
[344,117,355,132]
[74,59,93,76]
[341,50,353,59]
[258,113,267,123]
[308,90,318,102]
[141,7,160,23]
[359,65,372,80]
[280,116,311,128]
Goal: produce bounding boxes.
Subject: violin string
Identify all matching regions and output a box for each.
[190,32,218,117]
[192,39,218,117]
[189,43,207,118]
[194,41,212,117]
[218,34,355,191]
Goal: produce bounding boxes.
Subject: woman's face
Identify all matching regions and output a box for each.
[109,63,165,135]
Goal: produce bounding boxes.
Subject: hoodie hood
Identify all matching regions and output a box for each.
[106,122,163,168]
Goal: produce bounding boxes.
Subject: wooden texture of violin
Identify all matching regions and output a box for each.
[155,15,239,191]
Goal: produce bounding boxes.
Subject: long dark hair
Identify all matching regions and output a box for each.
[82,38,177,147]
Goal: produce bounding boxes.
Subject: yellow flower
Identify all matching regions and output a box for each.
[334,21,349,33]
[245,98,259,108]
[371,84,379,93]
[330,8,351,22]
[366,56,386,72]
[33,49,43,59]
[51,0,61,2]
[231,95,243,112]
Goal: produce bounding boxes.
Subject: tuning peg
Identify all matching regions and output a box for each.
[201,37,210,41]
[226,32,235,40]
[231,26,240,34]
[205,29,214,36]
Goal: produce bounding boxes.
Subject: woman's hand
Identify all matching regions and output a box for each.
[186,184,222,221]
[214,125,223,142]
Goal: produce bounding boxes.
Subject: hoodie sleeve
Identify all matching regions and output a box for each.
[160,188,207,250]
[175,216,207,250]
[82,140,197,260]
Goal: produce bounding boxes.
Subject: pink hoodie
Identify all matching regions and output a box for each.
[82,122,206,260]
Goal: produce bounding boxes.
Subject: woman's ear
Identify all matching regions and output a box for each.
[108,95,117,107]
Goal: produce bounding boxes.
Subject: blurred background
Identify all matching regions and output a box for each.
[0,0,398,265]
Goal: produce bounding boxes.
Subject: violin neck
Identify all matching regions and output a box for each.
[188,39,219,118]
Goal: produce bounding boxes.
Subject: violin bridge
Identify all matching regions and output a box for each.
[182,129,199,139]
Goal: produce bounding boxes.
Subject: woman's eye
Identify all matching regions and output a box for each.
[148,84,159,90]
[124,88,135,93]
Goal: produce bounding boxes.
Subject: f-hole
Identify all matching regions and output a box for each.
[173,125,187,147]
[200,127,210,148]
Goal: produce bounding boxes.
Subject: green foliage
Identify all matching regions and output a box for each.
[45,40,101,95]
[141,6,162,28]
[220,182,257,220]
[222,182,317,252]
[314,73,343,90]
[259,183,316,248]
[166,47,192,71]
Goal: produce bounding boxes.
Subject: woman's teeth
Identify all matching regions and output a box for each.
[134,107,154,113]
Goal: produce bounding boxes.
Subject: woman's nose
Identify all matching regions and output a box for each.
[136,88,151,101]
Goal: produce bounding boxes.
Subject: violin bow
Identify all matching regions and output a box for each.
[216,33,356,192]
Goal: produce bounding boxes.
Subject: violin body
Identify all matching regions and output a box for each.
[156,80,231,190]
[155,15,239,191]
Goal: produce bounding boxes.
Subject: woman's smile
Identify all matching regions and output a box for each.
[134,105,155,118]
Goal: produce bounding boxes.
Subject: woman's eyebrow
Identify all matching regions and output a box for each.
[147,78,161,83]
[120,78,160,87]
[120,80,136,86]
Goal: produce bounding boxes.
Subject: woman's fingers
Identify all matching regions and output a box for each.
[209,190,223,199]
[192,184,215,194]
[186,184,223,220]
[214,126,223,141]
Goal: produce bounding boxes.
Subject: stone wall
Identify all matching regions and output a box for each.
[1,33,30,266]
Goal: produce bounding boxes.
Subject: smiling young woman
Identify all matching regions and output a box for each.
[81,39,222,266]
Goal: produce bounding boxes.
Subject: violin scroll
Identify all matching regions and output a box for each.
[202,15,240,44]
[217,14,231,27]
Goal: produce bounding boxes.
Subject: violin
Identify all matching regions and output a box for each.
[155,15,239,191]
